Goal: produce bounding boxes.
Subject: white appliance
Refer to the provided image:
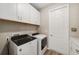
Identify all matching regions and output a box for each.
[9,34,37,55]
[32,33,47,55]
[70,37,79,55]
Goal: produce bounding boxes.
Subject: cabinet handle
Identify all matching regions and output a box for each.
[18,16,20,20]
[18,16,22,20]
[21,16,22,20]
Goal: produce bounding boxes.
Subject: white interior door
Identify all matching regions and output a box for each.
[48,5,69,54]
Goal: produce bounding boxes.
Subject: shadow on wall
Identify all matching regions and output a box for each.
[0,42,8,55]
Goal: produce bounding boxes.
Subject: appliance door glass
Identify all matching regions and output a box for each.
[41,37,47,50]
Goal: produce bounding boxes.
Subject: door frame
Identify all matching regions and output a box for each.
[48,4,70,54]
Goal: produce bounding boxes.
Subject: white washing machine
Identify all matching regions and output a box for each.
[32,33,47,55]
[9,34,37,55]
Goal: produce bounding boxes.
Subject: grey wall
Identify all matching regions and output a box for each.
[69,4,79,37]
[0,20,38,33]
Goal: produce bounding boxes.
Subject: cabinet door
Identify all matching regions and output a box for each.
[17,3,30,22]
[30,6,37,24]
[36,10,40,25]
[0,3,17,21]
[30,6,40,25]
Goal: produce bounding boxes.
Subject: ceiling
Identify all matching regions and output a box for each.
[31,3,52,10]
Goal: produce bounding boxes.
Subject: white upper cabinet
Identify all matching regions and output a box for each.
[0,3,17,21]
[0,3,40,25]
[17,3,31,23]
[30,5,40,25]
[17,3,40,25]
